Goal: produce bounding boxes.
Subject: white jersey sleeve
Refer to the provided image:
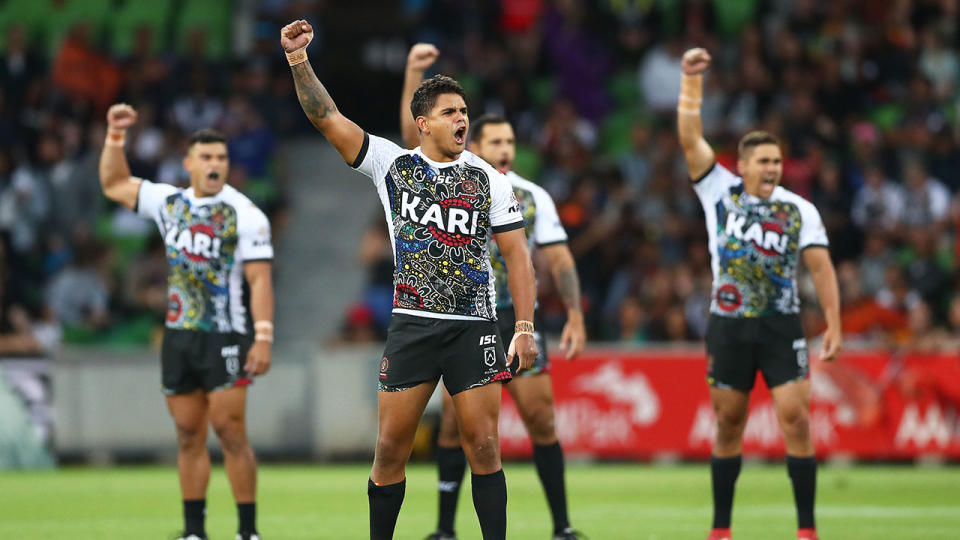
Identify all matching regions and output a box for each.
[488,167,524,233]
[136,178,178,221]
[691,163,741,205]
[352,133,406,187]
[236,203,273,262]
[530,183,568,246]
[797,198,829,250]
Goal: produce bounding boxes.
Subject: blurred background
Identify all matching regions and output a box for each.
[1,0,959,468]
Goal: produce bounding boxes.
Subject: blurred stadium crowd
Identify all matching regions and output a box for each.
[1,0,959,356]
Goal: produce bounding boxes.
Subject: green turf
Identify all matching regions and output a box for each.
[1,463,958,539]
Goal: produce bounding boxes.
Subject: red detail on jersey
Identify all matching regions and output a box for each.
[233,377,253,387]
[427,226,472,247]
[167,293,183,322]
[751,222,786,256]
[493,371,513,382]
[183,224,217,262]
[395,284,423,308]
[716,284,742,312]
[380,357,389,379]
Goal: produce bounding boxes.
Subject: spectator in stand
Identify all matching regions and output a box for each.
[851,164,904,233]
[45,240,110,331]
[900,159,951,231]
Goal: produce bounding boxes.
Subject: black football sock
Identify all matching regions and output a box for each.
[711,455,742,529]
[237,502,256,534]
[533,442,571,533]
[436,446,467,534]
[786,455,817,529]
[183,498,206,537]
[368,478,405,540]
[471,469,507,540]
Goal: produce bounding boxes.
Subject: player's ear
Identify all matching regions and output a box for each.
[415,115,429,135]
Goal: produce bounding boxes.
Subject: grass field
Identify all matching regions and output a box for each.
[1,463,958,539]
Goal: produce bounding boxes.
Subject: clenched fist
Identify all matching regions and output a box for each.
[681,48,712,76]
[281,19,314,53]
[106,103,137,130]
[407,43,439,72]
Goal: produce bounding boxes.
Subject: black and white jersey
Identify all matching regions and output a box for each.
[137,181,273,333]
[352,133,524,321]
[692,163,828,318]
[489,171,568,308]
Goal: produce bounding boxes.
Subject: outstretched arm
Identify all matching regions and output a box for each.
[676,48,716,180]
[282,20,365,165]
[803,247,842,362]
[542,244,586,359]
[98,104,142,210]
[400,44,439,149]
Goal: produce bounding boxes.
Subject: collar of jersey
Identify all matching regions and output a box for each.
[414,147,468,169]
[184,185,229,204]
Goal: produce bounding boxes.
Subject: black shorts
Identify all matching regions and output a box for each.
[496,308,548,377]
[380,314,512,395]
[705,314,809,392]
[161,329,254,395]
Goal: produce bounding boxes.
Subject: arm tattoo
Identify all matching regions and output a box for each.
[291,62,338,129]
[555,263,582,312]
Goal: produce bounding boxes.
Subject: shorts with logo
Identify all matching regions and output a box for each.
[496,307,548,377]
[380,313,513,395]
[705,314,809,392]
[161,329,254,395]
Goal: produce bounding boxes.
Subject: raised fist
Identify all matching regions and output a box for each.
[681,48,712,75]
[281,19,314,53]
[407,43,439,72]
[106,103,138,129]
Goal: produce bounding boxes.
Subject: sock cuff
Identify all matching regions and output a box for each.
[786,455,817,465]
[533,441,562,453]
[711,455,742,464]
[368,478,406,496]
[471,469,505,486]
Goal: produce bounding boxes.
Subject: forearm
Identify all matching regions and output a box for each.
[548,249,582,316]
[676,73,714,174]
[400,68,423,149]
[504,251,536,323]
[811,266,841,330]
[98,131,136,208]
[249,277,275,327]
[290,61,364,163]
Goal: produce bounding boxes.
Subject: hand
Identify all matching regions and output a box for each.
[681,48,711,75]
[280,19,314,53]
[559,312,586,360]
[506,333,538,374]
[407,43,439,72]
[106,103,137,130]
[820,325,842,362]
[244,341,272,376]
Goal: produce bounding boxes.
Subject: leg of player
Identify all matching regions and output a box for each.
[771,380,818,540]
[371,381,438,540]
[450,383,507,540]
[166,390,211,539]
[708,387,750,540]
[209,386,259,539]
[428,388,466,540]
[508,375,578,539]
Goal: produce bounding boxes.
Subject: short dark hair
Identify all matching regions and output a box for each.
[737,131,779,158]
[469,113,509,143]
[410,75,467,120]
[188,128,227,148]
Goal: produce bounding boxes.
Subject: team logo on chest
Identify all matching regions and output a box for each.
[399,190,481,246]
[165,224,223,261]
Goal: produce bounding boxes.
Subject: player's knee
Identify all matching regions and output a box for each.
[373,434,410,470]
[459,427,500,465]
[211,416,248,453]
[175,423,206,451]
[715,409,747,440]
[522,401,557,445]
[778,406,809,434]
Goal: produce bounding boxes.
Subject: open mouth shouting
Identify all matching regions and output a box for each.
[454,126,466,146]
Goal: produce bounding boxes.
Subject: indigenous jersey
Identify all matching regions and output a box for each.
[692,163,828,318]
[137,181,273,333]
[353,133,524,321]
[489,171,568,308]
